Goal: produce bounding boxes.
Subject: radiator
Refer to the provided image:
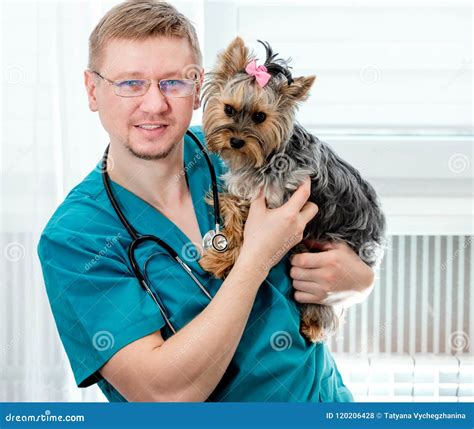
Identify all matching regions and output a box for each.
[329,235,473,402]
[328,235,473,356]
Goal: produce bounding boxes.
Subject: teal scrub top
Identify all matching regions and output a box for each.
[37,126,353,403]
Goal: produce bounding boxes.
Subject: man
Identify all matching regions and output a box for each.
[38,0,374,402]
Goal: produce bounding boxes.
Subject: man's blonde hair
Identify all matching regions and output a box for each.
[88,0,202,71]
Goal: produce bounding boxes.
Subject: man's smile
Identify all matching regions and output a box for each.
[133,123,169,136]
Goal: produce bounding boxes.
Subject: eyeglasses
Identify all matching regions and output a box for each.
[91,71,197,98]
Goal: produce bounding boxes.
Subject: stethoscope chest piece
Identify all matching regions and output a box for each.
[202,229,228,253]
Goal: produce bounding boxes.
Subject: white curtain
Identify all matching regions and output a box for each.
[1,0,203,402]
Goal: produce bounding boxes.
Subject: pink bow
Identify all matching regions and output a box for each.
[245,59,271,88]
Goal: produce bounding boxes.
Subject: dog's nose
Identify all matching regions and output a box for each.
[230,137,245,149]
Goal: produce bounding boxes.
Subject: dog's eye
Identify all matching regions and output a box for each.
[224,104,235,117]
[252,112,266,124]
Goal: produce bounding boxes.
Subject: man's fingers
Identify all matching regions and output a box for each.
[284,177,312,212]
[293,279,320,293]
[294,290,326,304]
[290,266,315,281]
[291,252,320,269]
[250,187,266,211]
[299,201,318,225]
[291,251,331,270]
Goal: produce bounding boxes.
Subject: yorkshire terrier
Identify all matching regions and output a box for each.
[198,37,386,343]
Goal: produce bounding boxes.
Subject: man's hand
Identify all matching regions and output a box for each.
[290,240,375,308]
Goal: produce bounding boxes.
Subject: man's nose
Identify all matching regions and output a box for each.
[139,83,169,114]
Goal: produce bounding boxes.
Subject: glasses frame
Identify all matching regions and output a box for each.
[91,71,198,98]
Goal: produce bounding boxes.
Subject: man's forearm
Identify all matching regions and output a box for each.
[151,255,267,401]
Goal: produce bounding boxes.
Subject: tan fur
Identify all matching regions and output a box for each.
[199,194,249,278]
[212,37,250,82]
[279,76,316,101]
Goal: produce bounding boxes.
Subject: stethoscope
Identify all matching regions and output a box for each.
[101,129,228,334]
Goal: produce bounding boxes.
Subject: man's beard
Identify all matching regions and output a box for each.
[125,139,180,161]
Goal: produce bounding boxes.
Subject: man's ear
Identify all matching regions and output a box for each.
[84,70,99,112]
[280,75,316,101]
[213,36,250,82]
[193,70,204,110]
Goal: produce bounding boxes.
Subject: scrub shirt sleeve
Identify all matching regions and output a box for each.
[38,220,166,388]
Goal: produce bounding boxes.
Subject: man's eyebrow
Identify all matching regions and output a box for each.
[113,70,184,79]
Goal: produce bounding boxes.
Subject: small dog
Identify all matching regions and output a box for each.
[199,37,386,343]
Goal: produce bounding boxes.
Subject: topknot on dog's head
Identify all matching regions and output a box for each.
[202,36,316,111]
[204,36,295,87]
[258,40,294,86]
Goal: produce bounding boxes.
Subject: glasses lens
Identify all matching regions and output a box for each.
[160,79,195,97]
[115,80,149,97]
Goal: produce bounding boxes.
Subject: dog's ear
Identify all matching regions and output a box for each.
[280,75,316,101]
[213,36,250,80]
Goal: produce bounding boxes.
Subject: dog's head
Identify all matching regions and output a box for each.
[202,37,315,170]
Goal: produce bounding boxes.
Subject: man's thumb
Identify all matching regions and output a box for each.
[251,187,266,210]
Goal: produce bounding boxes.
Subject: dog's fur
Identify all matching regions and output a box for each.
[199,37,386,342]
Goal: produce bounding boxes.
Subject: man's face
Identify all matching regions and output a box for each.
[85,36,201,160]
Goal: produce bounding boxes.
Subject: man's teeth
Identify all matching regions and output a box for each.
[138,125,163,129]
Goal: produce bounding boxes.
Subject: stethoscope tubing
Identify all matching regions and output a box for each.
[101,130,218,334]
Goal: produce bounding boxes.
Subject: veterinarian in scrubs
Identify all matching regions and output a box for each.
[38,1,374,403]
